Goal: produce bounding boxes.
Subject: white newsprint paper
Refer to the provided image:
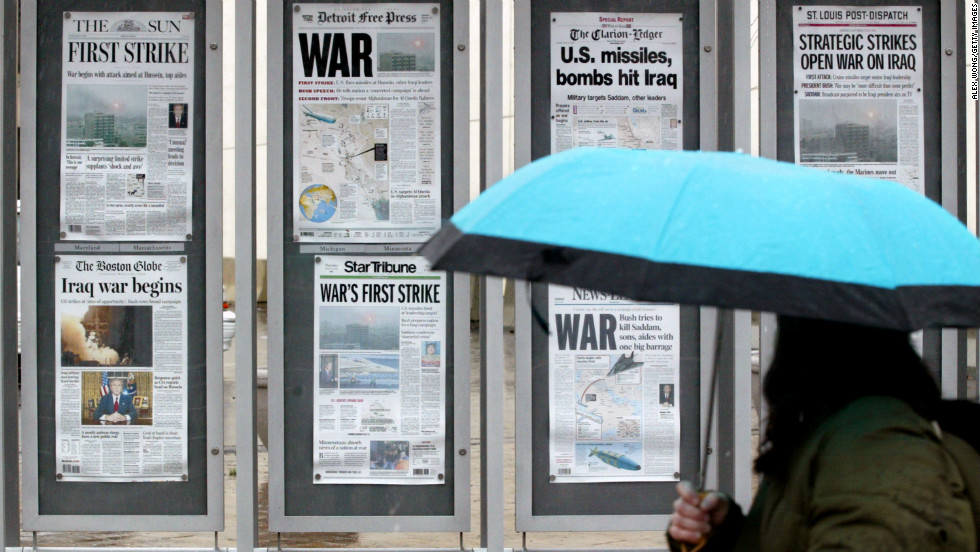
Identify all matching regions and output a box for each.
[794,6,924,193]
[60,12,195,240]
[54,255,188,482]
[547,12,684,484]
[548,286,680,483]
[550,12,683,153]
[293,4,441,243]
[313,256,446,484]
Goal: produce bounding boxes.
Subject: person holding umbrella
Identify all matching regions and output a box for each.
[420,147,980,550]
[667,316,980,551]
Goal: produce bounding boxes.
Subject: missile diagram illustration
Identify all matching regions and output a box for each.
[589,447,641,471]
[302,105,337,124]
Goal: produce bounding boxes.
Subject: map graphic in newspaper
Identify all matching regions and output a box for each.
[573,116,665,150]
[299,184,338,222]
[575,356,643,441]
[298,103,390,222]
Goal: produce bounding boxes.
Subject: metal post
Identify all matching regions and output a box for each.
[729,0,754,510]
[757,0,777,431]
[758,0,776,161]
[939,0,962,399]
[699,308,719,491]
[0,0,19,545]
[511,0,531,537]
[235,0,259,550]
[698,0,719,493]
[266,0,285,530]
[480,1,505,550]
[19,0,40,529]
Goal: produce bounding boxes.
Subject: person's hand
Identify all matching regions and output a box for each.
[107,412,126,423]
[668,481,730,544]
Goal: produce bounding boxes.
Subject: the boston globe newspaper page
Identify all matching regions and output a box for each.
[54,256,188,482]
[60,12,195,240]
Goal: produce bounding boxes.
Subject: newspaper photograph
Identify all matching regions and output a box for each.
[54,255,188,482]
[60,12,195,240]
[794,6,924,193]
[313,256,446,483]
[548,286,680,483]
[293,4,441,243]
[550,12,683,153]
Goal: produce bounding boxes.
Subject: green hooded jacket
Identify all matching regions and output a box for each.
[671,396,979,551]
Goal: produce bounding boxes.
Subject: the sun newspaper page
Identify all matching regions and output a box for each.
[794,6,924,193]
[293,3,441,243]
[54,255,188,482]
[60,12,195,240]
[548,286,680,483]
[550,12,683,153]
[313,256,446,484]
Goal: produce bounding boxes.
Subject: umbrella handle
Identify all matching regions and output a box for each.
[680,539,708,552]
[679,491,710,552]
[679,325,723,552]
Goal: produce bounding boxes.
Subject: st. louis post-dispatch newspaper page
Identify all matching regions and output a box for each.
[54,256,188,482]
[60,12,195,240]
[293,4,441,243]
[794,6,924,193]
[550,12,683,153]
[548,286,680,483]
[313,256,446,484]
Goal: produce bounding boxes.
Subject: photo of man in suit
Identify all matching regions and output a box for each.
[660,383,675,407]
[319,355,337,388]
[169,103,188,129]
[94,377,139,423]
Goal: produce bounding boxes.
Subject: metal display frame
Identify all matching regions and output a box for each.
[266,0,471,533]
[758,0,968,399]
[19,0,225,532]
[0,0,19,545]
[938,0,968,399]
[235,0,260,551]
[719,0,754,511]
[479,0,505,549]
[512,0,747,534]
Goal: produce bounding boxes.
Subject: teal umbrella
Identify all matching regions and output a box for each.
[422,147,980,331]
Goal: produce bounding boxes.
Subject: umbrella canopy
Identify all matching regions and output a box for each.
[422,148,980,331]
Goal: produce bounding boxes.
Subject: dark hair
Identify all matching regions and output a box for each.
[754,316,940,481]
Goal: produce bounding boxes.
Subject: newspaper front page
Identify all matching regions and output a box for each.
[547,11,683,484]
[313,256,446,484]
[550,12,683,153]
[54,255,188,482]
[60,12,195,240]
[548,286,680,483]
[292,3,441,243]
[794,6,924,193]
